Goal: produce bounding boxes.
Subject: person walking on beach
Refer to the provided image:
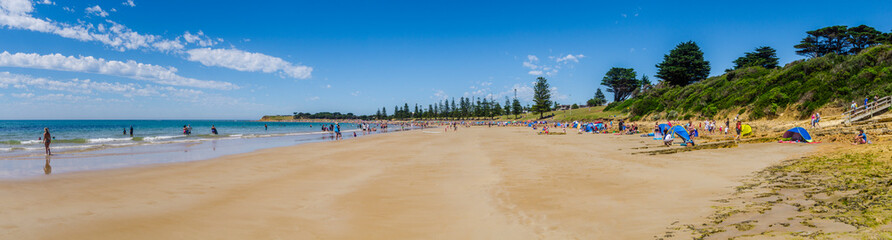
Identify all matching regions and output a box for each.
[735,121,742,141]
[42,128,52,155]
[811,114,816,128]
[335,123,341,139]
[815,112,821,128]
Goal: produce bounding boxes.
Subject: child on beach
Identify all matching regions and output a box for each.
[854,129,869,144]
[663,129,673,146]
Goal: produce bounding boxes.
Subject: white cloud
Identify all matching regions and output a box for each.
[500,83,567,102]
[307,96,319,101]
[37,0,53,5]
[0,72,205,98]
[324,84,331,88]
[0,1,192,52]
[122,0,135,7]
[0,1,168,51]
[350,91,360,96]
[186,48,313,79]
[555,54,584,63]
[523,55,541,75]
[0,0,33,14]
[12,92,33,98]
[85,5,109,17]
[521,53,583,76]
[0,1,313,79]
[431,89,448,100]
[182,31,217,47]
[152,39,184,52]
[0,51,236,90]
[621,13,628,18]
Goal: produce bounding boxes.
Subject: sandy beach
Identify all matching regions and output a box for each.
[0,127,815,239]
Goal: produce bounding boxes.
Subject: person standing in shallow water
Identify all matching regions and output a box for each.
[129,125,133,136]
[42,127,51,155]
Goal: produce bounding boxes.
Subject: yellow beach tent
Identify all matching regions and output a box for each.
[741,124,753,136]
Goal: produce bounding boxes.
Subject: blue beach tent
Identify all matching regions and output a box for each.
[782,127,813,143]
[671,125,691,142]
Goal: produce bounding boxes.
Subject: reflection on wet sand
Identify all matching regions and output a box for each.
[44,155,51,175]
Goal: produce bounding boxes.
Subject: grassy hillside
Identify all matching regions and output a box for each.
[608,44,892,121]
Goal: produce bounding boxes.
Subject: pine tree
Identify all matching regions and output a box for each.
[531,77,552,118]
[512,98,522,118]
[655,41,711,86]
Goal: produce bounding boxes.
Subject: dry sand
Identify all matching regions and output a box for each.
[0,127,815,239]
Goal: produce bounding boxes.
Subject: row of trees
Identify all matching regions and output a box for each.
[795,25,889,57]
[374,94,527,120]
[368,77,558,120]
[293,112,359,119]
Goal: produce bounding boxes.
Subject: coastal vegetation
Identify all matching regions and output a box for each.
[608,25,892,121]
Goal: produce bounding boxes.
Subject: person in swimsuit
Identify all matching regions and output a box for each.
[211,125,218,135]
[43,128,51,155]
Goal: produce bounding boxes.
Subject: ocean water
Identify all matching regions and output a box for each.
[0,120,355,155]
[0,120,412,178]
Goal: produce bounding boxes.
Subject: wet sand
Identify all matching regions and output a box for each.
[0,127,814,239]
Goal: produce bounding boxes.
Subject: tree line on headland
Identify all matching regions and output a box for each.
[290,25,892,121]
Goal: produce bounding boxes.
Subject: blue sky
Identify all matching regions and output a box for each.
[1,0,891,119]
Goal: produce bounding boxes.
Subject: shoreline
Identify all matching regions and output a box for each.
[0,126,419,179]
[0,126,817,239]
